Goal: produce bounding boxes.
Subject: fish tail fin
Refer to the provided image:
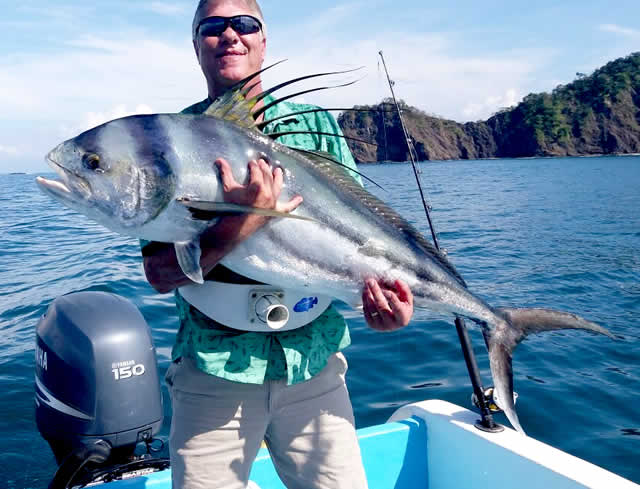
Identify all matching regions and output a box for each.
[495,307,614,339]
[483,308,614,435]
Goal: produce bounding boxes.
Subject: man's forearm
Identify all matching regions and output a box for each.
[143,214,266,293]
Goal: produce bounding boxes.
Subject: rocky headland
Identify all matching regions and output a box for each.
[338,52,640,162]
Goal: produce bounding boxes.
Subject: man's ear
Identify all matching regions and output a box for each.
[260,35,267,63]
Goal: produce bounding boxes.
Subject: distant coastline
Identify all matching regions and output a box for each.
[340,52,640,163]
[353,152,640,165]
[3,153,639,176]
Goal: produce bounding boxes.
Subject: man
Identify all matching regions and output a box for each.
[142,1,414,488]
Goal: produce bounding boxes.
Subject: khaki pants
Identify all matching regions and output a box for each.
[166,353,368,489]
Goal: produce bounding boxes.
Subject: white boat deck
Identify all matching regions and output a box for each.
[388,400,638,489]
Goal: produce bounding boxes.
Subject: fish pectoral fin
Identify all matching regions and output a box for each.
[176,198,315,222]
[175,240,204,284]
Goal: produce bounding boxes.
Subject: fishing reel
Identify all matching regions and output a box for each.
[468,386,519,433]
[471,387,519,413]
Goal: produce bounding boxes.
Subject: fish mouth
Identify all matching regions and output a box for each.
[35,175,71,196]
[36,153,89,201]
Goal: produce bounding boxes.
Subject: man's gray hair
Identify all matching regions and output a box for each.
[192,0,266,39]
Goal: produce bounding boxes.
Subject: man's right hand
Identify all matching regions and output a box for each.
[216,157,303,236]
[143,157,302,294]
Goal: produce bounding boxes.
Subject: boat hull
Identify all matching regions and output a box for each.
[98,400,639,489]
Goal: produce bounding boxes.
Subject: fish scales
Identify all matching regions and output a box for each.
[291,147,466,287]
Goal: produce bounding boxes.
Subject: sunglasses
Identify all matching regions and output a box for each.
[196,15,263,38]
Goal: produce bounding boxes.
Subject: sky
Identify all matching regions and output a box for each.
[1,1,639,173]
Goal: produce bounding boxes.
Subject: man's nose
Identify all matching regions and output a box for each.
[219,25,239,43]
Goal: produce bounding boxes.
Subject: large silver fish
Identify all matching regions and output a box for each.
[36,72,613,434]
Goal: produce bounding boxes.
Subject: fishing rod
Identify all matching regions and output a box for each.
[377,50,502,433]
[377,51,440,251]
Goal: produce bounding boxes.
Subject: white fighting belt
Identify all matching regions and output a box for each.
[179,281,332,332]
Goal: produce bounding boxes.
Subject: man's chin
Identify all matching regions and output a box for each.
[215,66,255,87]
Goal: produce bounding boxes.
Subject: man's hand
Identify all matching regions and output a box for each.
[143,157,302,294]
[212,157,303,243]
[363,279,414,332]
[216,157,302,212]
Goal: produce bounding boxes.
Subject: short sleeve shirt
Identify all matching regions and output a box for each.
[144,94,361,385]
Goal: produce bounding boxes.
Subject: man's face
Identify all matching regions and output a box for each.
[194,1,266,92]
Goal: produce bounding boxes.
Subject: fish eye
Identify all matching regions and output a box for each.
[82,153,103,173]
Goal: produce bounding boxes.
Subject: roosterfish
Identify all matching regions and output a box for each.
[36,67,613,434]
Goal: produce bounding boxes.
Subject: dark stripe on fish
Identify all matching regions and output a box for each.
[125,116,177,224]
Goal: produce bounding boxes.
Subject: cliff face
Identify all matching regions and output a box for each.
[338,52,640,162]
[338,103,490,162]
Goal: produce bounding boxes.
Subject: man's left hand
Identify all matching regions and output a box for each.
[363,279,414,332]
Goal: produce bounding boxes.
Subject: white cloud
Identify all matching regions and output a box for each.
[0,34,203,172]
[301,2,364,34]
[265,32,542,122]
[0,144,19,156]
[16,4,95,24]
[54,104,156,148]
[0,20,550,172]
[463,88,520,119]
[85,104,154,130]
[142,2,189,16]
[1,34,202,131]
[0,70,39,112]
[598,24,640,38]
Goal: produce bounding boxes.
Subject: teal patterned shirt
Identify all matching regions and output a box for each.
[144,94,361,385]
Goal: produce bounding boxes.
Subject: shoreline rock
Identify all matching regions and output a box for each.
[339,53,640,163]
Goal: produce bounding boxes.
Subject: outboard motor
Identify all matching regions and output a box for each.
[35,292,166,487]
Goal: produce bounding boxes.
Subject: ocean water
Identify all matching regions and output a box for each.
[0,156,638,487]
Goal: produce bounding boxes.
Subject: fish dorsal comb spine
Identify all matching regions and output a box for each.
[203,88,257,129]
[204,61,364,130]
[202,60,288,128]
